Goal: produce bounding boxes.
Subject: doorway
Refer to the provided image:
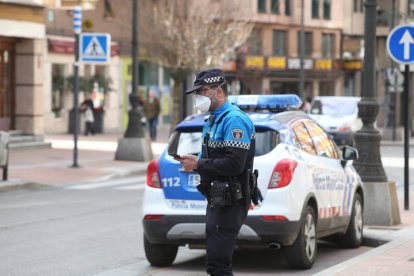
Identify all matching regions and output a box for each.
[0,37,16,131]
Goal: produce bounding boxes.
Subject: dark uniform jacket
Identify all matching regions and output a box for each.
[197,100,255,205]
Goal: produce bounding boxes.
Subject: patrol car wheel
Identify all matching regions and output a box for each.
[338,193,363,248]
[285,205,317,269]
[144,235,178,267]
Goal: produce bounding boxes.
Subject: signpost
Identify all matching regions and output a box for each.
[387,24,414,210]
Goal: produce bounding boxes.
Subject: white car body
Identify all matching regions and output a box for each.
[143,95,364,269]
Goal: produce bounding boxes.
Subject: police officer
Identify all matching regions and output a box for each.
[179,68,255,276]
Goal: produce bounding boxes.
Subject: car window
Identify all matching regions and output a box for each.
[255,130,279,156]
[168,129,279,157]
[171,132,203,156]
[292,121,317,155]
[310,99,356,116]
[305,120,339,159]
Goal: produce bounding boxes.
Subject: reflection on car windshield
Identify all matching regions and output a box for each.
[310,100,356,116]
[173,130,279,157]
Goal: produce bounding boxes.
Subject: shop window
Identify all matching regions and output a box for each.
[51,64,66,118]
[312,0,319,18]
[91,65,110,109]
[323,0,331,19]
[139,61,159,86]
[84,64,93,78]
[354,0,363,13]
[319,82,334,96]
[163,68,171,86]
[271,0,279,14]
[272,30,286,56]
[298,31,313,57]
[322,33,335,58]
[285,0,291,15]
[247,28,262,55]
[258,0,266,13]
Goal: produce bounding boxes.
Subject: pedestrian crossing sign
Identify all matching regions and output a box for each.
[80,33,111,64]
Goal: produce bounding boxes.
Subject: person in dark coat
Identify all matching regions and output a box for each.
[143,89,161,141]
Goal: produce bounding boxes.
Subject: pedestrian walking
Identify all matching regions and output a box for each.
[143,88,161,141]
[178,68,256,276]
[80,96,95,136]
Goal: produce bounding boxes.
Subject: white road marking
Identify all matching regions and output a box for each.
[66,176,147,190]
[45,138,167,156]
[116,184,146,190]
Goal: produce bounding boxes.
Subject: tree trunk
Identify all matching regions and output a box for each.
[170,70,189,133]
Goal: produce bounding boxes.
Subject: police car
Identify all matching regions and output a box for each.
[143,94,364,269]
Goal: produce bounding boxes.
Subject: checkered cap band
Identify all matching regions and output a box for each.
[204,76,224,84]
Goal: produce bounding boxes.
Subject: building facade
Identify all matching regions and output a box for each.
[0,0,46,134]
[44,0,172,134]
[228,0,344,100]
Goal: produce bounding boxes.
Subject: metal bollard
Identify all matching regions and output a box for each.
[0,131,9,180]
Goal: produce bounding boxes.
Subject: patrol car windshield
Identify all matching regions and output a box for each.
[310,100,356,116]
[169,129,280,157]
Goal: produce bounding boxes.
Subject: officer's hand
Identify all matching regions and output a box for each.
[180,155,198,172]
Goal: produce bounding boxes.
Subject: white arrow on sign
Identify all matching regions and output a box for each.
[399,30,414,60]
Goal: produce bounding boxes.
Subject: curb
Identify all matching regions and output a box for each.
[0,167,147,193]
[0,181,51,193]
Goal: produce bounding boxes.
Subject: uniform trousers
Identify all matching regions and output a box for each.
[205,201,248,276]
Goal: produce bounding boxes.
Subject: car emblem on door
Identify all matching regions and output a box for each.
[188,174,200,187]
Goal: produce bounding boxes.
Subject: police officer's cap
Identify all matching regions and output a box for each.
[185,68,226,95]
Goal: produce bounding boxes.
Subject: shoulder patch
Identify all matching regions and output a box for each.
[231,129,244,139]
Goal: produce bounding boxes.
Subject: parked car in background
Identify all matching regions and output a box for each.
[308,96,362,146]
[142,95,364,270]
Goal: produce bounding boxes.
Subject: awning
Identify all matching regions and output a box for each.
[0,19,45,39]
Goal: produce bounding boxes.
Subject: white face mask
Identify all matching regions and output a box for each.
[194,94,211,112]
[193,83,224,112]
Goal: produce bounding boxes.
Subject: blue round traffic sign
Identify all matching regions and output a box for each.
[387,25,414,64]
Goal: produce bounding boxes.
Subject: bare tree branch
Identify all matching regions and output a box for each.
[137,0,253,128]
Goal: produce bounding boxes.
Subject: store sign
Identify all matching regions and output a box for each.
[48,38,120,56]
[343,60,362,71]
[287,58,313,70]
[315,59,332,70]
[268,57,286,69]
[245,56,264,69]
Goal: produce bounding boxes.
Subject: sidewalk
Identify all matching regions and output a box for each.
[1,125,414,275]
[0,125,170,191]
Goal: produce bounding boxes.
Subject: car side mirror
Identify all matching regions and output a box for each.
[341,146,359,168]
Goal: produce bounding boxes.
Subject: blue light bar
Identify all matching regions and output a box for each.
[229,94,302,110]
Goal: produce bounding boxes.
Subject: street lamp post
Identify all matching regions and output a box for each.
[71,6,82,168]
[299,0,305,99]
[115,0,153,161]
[124,0,144,138]
[353,0,400,226]
[353,0,387,182]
